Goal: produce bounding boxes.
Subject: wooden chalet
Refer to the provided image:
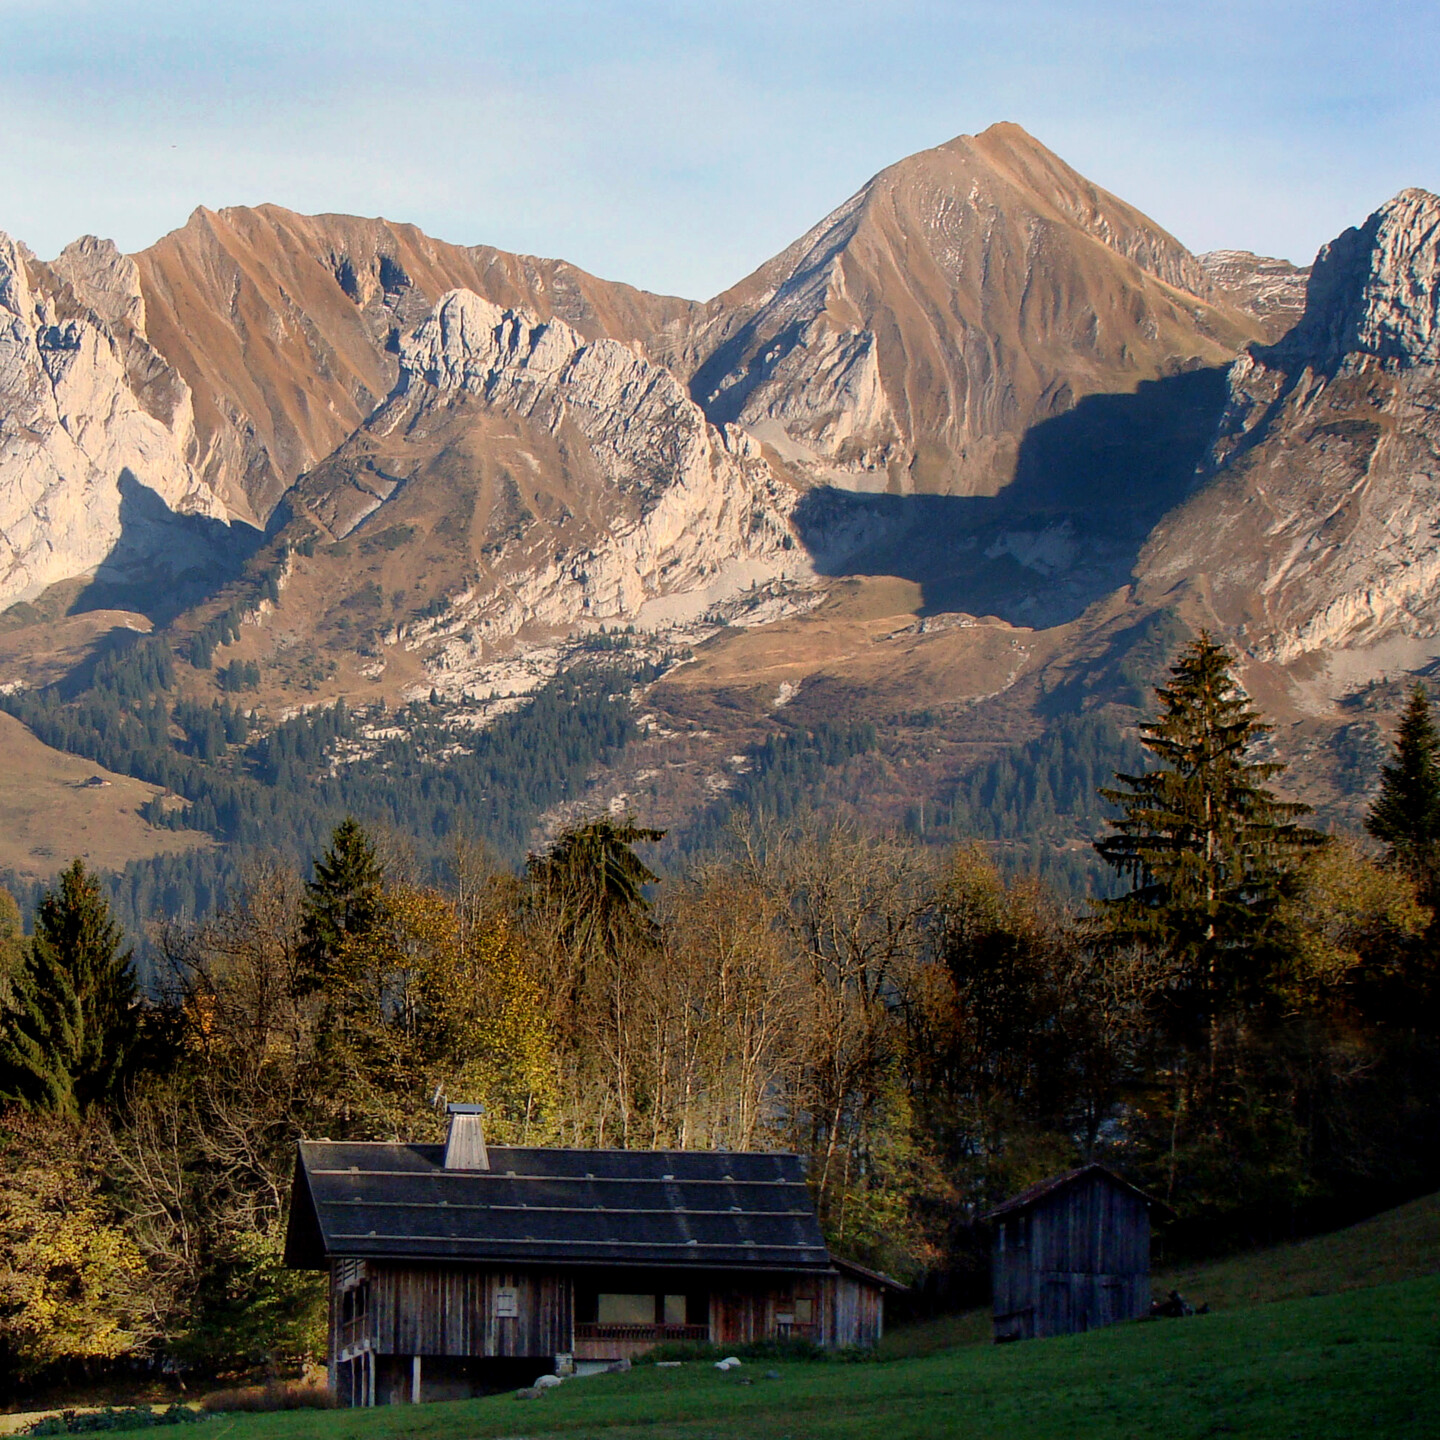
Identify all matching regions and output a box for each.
[981,1163,1159,1342]
[283,1106,897,1404]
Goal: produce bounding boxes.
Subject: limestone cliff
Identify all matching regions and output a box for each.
[283,290,808,691]
[1198,250,1310,342]
[133,206,699,521]
[1137,189,1440,672]
[0,235,231,608]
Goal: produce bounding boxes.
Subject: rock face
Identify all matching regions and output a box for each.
[1198,250,1310,342]
[133,206,699,521]
[668,122,1259,495]
[283,290,807,687]
[1137,189,1440,671]
[0,235,231,608]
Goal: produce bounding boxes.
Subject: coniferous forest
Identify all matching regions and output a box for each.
[1,635,1438,1395]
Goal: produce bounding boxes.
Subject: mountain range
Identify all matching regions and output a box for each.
[0,121,1435,882]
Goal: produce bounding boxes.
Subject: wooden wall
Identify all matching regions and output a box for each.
[708,1273,883,1349]
[330,1259,886,1386]
[331,1261,571,1363]
[992,1174,1150,1341]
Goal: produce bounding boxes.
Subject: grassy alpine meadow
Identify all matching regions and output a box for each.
[187,1274,1439,1440]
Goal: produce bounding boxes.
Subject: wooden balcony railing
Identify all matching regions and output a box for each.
[575,1323,709,1343]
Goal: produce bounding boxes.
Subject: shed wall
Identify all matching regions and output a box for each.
[991,1174,1151,1341]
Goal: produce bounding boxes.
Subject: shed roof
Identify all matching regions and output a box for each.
[980,1163,1162,1222]
[284,1141,832,1273]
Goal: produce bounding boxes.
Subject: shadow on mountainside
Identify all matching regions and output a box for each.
[790,366,1231,627]
[71,470,264,626]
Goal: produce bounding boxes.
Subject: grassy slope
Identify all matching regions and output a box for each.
[0,712,210,880]
[191,1276,1440,1440]
[1157,1189,1440,1310]
[872,1187,1440,1362]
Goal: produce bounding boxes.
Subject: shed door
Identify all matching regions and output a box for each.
[1038,1277,1072,1338]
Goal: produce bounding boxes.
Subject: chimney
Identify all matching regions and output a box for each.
[443,1103,489,1170]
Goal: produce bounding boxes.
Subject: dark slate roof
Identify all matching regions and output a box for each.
[980,1163,1162,1222]
[284,1141,832,1273]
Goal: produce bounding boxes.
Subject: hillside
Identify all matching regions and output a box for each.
[0,711,209,879]
[73,1276,1431,1440]
[674,121,1258,495]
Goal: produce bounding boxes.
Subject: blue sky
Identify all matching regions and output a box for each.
[0,0,1434,298]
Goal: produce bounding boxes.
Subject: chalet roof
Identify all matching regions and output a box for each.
[284,1141,832,1273]
[980,1163,1162,1222]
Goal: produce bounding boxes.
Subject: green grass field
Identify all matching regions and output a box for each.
[30,1193,1440,1440]
[189,1275,1439,1440]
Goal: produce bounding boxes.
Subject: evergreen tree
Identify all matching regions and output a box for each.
[0,888,23,998]
[526,816,664,959]
[1366,684,1440,897]
[1094,633,1323,1027]
[299,817,385,989]
[526,816,664,1008]
[0,860,140,1114]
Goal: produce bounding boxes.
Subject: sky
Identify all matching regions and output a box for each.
[0,0,1435,300]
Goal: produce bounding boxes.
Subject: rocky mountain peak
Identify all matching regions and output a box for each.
[50,236,147,335]
[679,123,1258,496]
[1198,250,1309,342]
[1279,187,1440,370]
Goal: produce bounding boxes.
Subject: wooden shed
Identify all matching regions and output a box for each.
[283,1106,900,1404]
[981,1163,1159,1342]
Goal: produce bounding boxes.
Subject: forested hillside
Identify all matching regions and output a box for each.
[2,636,1438,1397]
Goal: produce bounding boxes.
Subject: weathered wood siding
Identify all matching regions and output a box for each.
[706,1273,883,1349]
[992,1174,1150,1341]
[336,1261,572,1359]
[831,1272,884,1348]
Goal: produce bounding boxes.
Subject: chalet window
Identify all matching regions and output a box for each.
[598,1293,657,1325]
[663,1294,686,1325]
[794,1297,814,1325]
[494,1287,519,1318]
[341,1283,369,1324]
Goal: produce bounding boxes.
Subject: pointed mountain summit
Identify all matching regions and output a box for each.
[675,122,1260,495]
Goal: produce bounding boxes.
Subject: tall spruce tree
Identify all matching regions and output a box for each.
[1366,684,1440,898]
[1094,632,1323,1028]
[299,816,385,990]
[0,859,140,1114]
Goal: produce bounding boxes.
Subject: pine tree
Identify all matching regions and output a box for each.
[299,817,386,989]
[0,860,140,1114]
[1094,632,1323,1027]
[1366,684,1440,897]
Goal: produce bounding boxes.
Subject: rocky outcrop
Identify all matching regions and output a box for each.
[285,290,810,690]
[0,235,230,608]
[1198,250,1309,342]
[1137,189,1440,669]
[669,122,1260,496]
[133,206,699,520]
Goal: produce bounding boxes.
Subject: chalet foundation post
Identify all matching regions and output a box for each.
[411,1355,422,1403]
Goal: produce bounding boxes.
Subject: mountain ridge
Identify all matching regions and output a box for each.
[5,126,1440,877]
